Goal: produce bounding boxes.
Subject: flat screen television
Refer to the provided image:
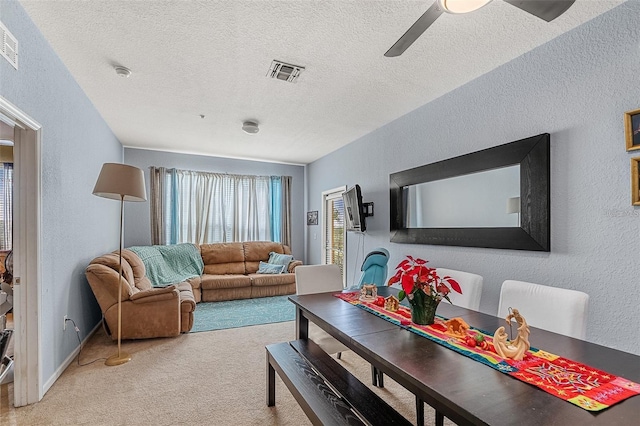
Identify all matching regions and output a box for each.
[343,184,366,232]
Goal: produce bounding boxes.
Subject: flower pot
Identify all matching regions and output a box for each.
[409,289,439,325]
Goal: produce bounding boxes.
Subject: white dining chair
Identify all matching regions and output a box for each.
[498,280,589,340]
[415,268,483,426]
[435,268,483,311]
[294,264,349,357]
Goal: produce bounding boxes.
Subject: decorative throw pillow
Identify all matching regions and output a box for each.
[257,261,285,274]
[267,252,294,271]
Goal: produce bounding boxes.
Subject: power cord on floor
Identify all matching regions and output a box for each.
[65,318,106,366]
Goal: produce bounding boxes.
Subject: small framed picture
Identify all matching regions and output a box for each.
[307,211,318,226]
[624,108,640,151]
[632,157,640,206]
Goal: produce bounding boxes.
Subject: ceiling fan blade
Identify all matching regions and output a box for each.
[503,0,576,22]
[385,2,444,57]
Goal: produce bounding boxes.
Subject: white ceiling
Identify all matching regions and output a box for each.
[19,0,623,165]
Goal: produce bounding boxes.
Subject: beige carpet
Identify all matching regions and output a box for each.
[1,321,455,425]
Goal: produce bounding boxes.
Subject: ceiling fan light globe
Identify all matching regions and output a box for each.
[439,0,492,14]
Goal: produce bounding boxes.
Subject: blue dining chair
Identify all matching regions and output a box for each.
[356,247,390,288]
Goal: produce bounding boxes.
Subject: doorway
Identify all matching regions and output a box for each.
[321,186,346,287]
[0,122,14,390]
[0,96,42,407]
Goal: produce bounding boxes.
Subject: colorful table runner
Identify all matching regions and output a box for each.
[335,291,640,412]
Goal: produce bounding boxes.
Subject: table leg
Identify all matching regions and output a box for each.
[370,365,385,387]
[415,396,424,426]
[267,354,275,406]
[295,307,309,340]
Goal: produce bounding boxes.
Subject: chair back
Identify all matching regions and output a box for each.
[295,264,343,295]
[436,268,483,311]
[294,264,348,355]
[498,280,589,340]
[357,248,390,288]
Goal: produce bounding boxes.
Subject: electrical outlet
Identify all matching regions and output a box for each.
[63,315,68,330]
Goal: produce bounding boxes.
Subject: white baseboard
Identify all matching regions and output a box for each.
[43,321,102,394]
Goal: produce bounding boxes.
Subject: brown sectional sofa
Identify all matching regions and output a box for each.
[198,242,301,302]
[85,241,300,339]
[85,251,197,339]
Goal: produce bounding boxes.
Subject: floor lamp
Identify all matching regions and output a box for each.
[92,163,146,366]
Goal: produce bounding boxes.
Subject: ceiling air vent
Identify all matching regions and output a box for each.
[267,60,304,83]
[0,21,18,69]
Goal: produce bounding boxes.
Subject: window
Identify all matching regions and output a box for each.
[322,186,346,286]
[150,167,291,246]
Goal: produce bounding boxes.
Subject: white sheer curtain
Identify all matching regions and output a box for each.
[152,168,279,245]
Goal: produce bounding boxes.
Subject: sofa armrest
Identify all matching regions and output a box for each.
[288,260,303,273]
[130,285,178,304]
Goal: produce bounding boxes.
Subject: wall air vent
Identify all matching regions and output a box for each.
[0,21,18,69]
[267,60,304,83]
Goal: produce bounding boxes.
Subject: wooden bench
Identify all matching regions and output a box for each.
[266,339,412,426]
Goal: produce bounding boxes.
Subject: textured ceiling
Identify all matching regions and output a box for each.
[19,0,623,165]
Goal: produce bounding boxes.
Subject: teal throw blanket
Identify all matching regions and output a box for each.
[128,243,204,287]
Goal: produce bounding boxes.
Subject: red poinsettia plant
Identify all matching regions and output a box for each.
[387,256,462,303]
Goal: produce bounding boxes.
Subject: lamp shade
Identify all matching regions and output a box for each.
[93,163,147,202]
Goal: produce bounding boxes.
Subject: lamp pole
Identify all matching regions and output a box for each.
[105,194,130,366]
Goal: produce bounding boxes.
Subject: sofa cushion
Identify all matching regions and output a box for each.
[201,287,252,302]
[201,274,251,290]
[250,283,296,298]
[186,275,201,290]
[243,241,291,274]
[89,253,136,297]
[287,260,303,273]
[248,272,296,287]
[200,243,246,275]
[175,282,196,313]
[257,261,285,274]
[121,249,152,291]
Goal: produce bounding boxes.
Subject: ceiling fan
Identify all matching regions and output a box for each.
[385,0,576,57]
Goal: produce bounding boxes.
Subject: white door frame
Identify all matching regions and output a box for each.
[0,95,42,406]
[321,186,346,286]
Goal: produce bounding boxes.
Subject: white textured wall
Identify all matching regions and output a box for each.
[1,2,123,383]
[307,1,640,355]
[123,148,306,260]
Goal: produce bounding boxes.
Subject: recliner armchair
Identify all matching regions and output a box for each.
[85,250,196,340]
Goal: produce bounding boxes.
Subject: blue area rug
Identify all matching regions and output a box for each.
[191,295,295,333]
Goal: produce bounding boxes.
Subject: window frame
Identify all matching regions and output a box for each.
[321,186,347,287]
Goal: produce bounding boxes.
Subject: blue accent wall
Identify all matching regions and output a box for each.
[1,1,123,385]
[307,1,640,355]
[123,148,305,259]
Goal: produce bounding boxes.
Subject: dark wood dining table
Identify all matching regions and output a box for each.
[288,287,640,426]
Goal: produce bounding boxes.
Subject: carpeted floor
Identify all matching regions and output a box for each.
[1,321,456,425]
[191,296,295,333]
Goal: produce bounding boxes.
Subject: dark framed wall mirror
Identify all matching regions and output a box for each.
[390,133,550,251]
